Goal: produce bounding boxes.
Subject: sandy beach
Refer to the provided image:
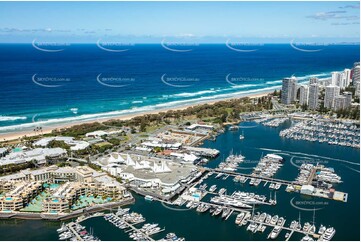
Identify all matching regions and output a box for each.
[0,92,271,142]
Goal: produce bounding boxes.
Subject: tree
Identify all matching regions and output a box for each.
[301,103,308,111]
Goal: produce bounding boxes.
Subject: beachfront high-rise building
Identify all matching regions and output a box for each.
[308,84,319,110]
[299,85,309,105]
[309,77,318,85]
[352,63,360,86]
[324,85,340,109]
[331,72,342,86]
[333,92,352,111]
[334,96,346,111]
[331,71,349,88]
[281,77,297,105]
[343,91,352,107]
[343,69,352,87]
[355,82,360,98]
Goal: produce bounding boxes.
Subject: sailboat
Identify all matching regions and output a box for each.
[239,131,245,140]
[309,208,316,234]
[269,191,277,205]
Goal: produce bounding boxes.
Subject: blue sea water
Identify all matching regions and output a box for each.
[0,44,359,133]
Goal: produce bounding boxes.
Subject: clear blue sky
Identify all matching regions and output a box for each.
[0,1,359,43]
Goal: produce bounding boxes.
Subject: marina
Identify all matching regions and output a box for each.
[57,222,100,241]
[0,119,358,241]
[280,119,360,148]
[103,207,184,241]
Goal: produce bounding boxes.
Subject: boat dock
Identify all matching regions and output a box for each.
[104,208,185,241]
[208,168,300,186]
[225,209,234,220]
[244,218,321,240]
[176,199,323,241]
[105,213,154,241]
[66,222,84,241]
[121,220,155,241]
[201,168,348,203]
[76,213,104,223]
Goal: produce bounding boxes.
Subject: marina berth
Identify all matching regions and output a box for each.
[262,117,289,127]
[280,120,360,148]
[251,154,284,178]
[218,150,245,171]
[103,209,185,241]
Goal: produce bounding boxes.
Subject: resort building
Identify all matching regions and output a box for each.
[281,77,297,105]
[333,92,353,111]
[0,165,128,213]
[34,136,90,151]
[309,77,318,85]
[331,72,342,86]
[0,181,16,192]
[343,69,352,87]
[308,84,319,110]
[42,180,126,213]
[324,85,340,109]
[352,62,360,85]
[333,96,347,111]
[0,181,44,211]
[299,85,309,105]
[0,165,96,183]
[355,82,360,98]
[0,147,66,167]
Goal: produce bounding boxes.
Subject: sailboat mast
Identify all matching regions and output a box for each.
[312,207,316,225]
[298,212,301,224]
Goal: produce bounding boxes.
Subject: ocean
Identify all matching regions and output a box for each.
[0,121,359,240]
[0,44,359,134]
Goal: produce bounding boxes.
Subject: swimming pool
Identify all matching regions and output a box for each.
[12,147,22,152]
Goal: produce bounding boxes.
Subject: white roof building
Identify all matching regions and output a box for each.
[34,136,90,151]
[186,124,214,130]
[170,152,199,163]
[85,130,108,137]
[0,148,66,166]
[300,185,315,195]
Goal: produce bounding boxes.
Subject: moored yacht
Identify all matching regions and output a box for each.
[209,185,217,192]
[323,227,335,241]
[269,226,282,239]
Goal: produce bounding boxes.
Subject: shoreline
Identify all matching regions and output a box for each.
[0,198,135,221]
[0,91,271,142]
